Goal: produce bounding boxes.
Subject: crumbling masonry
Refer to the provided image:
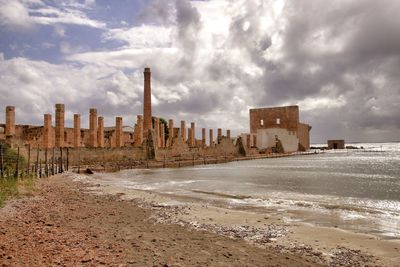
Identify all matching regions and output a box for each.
[0,67,311,166]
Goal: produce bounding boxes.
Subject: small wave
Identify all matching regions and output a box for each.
[319,203,384,214]
[191,190,252,200]
[168,180,200,185]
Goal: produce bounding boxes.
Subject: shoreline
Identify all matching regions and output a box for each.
[72,151,320,173]
[78,172,400,266]
[0,173,323,266]
[0,172,398,266]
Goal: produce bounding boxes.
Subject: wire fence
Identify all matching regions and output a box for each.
[0,143,321,176]
[0,144,69,179]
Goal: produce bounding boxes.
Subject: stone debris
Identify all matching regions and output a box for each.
[145,200,287,246]
[138,198,382,267]
[329,246,377,267]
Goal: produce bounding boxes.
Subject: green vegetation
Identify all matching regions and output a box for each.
[0,178,18,207]
[0,143,35,207]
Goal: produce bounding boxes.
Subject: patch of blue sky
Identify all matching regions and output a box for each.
[86,0,147,28]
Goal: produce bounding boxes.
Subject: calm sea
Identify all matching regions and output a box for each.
[91,142,400,239]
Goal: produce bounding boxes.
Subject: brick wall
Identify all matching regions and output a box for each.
[249,106,299,134]
[297,123,311,151]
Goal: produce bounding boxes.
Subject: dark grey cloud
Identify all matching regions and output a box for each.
[175,0,201,68]
[240,0,400,142]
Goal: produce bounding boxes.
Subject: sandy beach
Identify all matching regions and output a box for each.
[0,172,398,266]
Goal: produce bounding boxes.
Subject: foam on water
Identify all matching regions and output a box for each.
[83,142,400,239]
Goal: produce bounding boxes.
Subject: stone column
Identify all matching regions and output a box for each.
[134,115,143,146]
[133,123,138,145]
[201,128,206,147]
[5,106,15,137]
[88,108,97,147]
[187,128,193,147]
[55,104,65,147]
[217,128,222,144]
[143,68,152,137]
[43,114,52,148]
[160,123,165,148]
[168,119,173,147]
[209,129,214,147]
[190,122,195,147]
[73,114,80,148]
[97,116,104,148]
[115,117,123,147]
[180,120,186,142]
[154,117,159,148]
[227,129,231,139]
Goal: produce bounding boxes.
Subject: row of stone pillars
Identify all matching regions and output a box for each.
[2,105,232,149]
[150,118,231,148]
[42,105,124,148]
[2,105,124,149]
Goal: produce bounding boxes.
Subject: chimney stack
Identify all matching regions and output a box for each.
[143,67,152,137]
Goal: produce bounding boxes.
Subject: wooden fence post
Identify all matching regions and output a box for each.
[39,157,42,178]
[14,147,20,178]
[66,148,69,171]
[45,148,48,177]
[0,145,3,179]
[77,147,80,174]
[35,146,40,178]
[59,147,63,173]
[27,144,31,177]
[52,147,55,175]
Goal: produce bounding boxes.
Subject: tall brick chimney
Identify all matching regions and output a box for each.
[143,67,152,137]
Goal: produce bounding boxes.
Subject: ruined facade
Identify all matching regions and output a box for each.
[249,106,311,153]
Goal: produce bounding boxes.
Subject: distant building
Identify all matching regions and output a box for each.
[249,105,311,153]
[327,140,345,149]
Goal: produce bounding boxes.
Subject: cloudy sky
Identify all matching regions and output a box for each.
[1,0,399,143]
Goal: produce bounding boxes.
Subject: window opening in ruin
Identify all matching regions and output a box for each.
[0,127,4,133]
[64,132,67,141]
[276,118,280,125]
[260,119,264,126]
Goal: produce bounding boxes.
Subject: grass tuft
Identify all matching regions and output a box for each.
[0,178,19,207]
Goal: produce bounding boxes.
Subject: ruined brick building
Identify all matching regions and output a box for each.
[247,106,311,153]
[0,67,311,161]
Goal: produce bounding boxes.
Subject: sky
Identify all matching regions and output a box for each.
[0,0,399,143]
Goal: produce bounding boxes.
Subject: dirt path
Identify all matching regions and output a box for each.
[0,174,324,267]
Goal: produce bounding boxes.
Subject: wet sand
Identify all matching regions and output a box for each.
[0,173,322,267]
[1,173,399,266]
[83,174,400,267]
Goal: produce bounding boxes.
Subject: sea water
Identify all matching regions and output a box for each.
[91,142,400,239]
